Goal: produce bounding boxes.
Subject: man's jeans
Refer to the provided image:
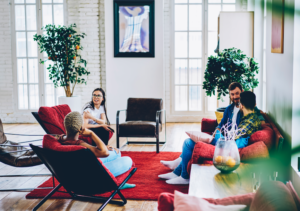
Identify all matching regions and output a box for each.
[99,149,132,177]
[173,131,248,179]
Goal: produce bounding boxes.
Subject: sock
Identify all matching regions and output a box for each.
[166,176,189,185]
[120,183,136,190]
[160,157,182,170]
[158,172,178,180]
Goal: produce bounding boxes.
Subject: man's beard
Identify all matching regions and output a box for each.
[232,98,240,106]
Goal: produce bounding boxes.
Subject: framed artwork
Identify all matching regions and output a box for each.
[271,0,284,53]
[113,0,155,57]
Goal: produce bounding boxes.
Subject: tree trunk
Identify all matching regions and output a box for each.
[65,85,72,97]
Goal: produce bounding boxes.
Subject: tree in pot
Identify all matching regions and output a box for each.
[202,48,259,106]
[34,23,90,97]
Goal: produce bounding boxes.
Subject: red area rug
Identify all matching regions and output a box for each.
[26,152,188,200]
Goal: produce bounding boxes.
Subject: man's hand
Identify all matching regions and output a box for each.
[79,128,93,136]
[212,128,220,138]
[107,145,119,154]
[83,111,94,120]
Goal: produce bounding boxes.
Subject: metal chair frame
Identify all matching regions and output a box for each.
[116,109,167,153]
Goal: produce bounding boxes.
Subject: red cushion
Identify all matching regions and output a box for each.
[239,141,270,161]
[201,118,218,133]
[250,181,297,211]
[158,192,255,211]
[43,134,86,152]
[262,113,284,150]
[248,123,274,150]
[38,104,71,135]
[78,135,93,145]
[158,192,175,211]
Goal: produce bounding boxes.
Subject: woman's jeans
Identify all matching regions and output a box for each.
[99,149,132,177]
[173,131,249,179]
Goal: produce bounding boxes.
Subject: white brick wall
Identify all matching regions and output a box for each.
[0,0,247,123]
[67,0,105,107]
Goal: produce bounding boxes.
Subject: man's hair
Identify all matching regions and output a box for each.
[240,91,256,110]
[228,82,243,92]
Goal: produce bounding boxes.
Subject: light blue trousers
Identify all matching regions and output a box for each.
[99,150,132,177]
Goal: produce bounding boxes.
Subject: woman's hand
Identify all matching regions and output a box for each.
[101,124,113,132]
[79,128,93,136]
[107,145,119,154]
[83,110,94,120]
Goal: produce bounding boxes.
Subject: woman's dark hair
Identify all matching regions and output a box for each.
[83,88,110,125]
[240,91,256,110]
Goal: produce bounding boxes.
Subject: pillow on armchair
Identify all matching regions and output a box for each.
[248,123,274,150]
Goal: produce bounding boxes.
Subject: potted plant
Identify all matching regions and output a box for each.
[203,48,259,110]
[34,23,90,111]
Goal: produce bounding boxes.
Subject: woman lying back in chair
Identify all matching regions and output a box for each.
[57,111,132,177]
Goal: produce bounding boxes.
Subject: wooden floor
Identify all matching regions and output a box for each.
[0,122,201,211]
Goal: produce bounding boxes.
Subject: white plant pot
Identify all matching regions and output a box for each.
[58,96,82,112]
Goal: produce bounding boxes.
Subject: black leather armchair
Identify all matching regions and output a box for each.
[116,98,166,153]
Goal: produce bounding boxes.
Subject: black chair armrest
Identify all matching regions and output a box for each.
[156,109,166,131]
[116,109,127,130]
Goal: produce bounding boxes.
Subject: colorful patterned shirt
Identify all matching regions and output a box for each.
[235,113,262,139]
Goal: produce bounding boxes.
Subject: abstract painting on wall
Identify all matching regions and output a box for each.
[271,0,284,53]
[114,0,155,57]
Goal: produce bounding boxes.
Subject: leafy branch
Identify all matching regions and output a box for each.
[33,23,90,97]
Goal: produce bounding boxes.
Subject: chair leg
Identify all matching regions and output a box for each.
[33,183,62,211]
[97,189,121,211]
[117,134,120,148]
[156,136,159,153]
[117,190,127,205]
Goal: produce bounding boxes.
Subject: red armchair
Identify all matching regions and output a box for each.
[33,104,113,145]
[188,112,284,173]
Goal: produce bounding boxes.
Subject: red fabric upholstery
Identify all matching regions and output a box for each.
[158,192,175,211]
[43,134,86,152]
[239,141,270,161]
[42,134,135,186]
[38,104,71,135]
[158,192,255,211]
[262,113,284,150]
[201,118,218,134]
[248,123,274,150]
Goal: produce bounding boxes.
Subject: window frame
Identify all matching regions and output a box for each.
[10,0,66,112]
[170,0,237,116]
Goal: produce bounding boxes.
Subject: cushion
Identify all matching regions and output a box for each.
[158,192,175,211]
[262,113,284,150]
[158,192,254,211]
[43,134,86,152]
[215,111,224,124]
[201,118,218,133]
[286,181,300,210]
[239,141,270,161]
[126,98,163,122]
[119,121,162,136]
[249,181,297,211]
[38,104,71,135]
[186,131,213,144]
[248,123,274,150]
[174,191,247,211]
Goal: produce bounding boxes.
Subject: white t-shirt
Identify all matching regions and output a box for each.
[84,105,105,125]
[231,105,240,132]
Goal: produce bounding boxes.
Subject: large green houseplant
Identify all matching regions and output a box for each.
[203,48,259,100]
[34,23,90,97]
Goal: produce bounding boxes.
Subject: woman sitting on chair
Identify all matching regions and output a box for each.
[58,111,132,177]
[82,88,113,145]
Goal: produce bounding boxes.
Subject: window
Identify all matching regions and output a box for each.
[262,0,267,111]
[172,0,236,114]
[12,0,65,110]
